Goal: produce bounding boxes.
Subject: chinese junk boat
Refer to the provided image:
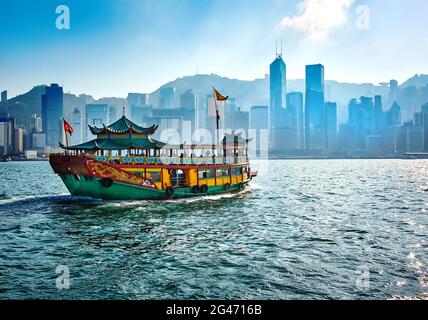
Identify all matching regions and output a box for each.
[49,115,256,200]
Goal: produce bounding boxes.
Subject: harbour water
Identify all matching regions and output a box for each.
[0,160,427,300]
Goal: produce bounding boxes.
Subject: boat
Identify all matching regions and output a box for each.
[49,115,256,200]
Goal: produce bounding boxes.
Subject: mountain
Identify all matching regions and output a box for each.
[148,74,389,110]
[0,85,46,129]
[148,74,270,110]
[148,74,389,123]
[1,73,427,132]
[400,74,428,88]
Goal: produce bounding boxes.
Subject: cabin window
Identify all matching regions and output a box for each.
[199,169,214,179]
[231,167,242,176]
[216,168,229,177]
[149,172,161,182]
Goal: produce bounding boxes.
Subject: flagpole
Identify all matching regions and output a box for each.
[212,87,220,147]
[62,118,69,155]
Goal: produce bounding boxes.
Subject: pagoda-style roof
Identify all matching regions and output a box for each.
[60,137,166,151]
[89,116,159,135]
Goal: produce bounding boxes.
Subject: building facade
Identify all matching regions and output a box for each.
[42,84,64,152]
[305,64,325,150]
[269,54,287,154]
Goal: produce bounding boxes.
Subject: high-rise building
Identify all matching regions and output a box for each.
[0,115,15,156]
[131,105,153,126]
[13,128,24,155]
[127,93,149,107]
[128,93,150,123]
[31,133,46,152]
[159,87,176,109]
[325,102,338,152]
[30,113,42,133]
[269,53,287,154]
[339,123,357,153]
[398,121,424,153]
[387,79,399,104]
[85,104,110,140]
[386,102,401,127]
[1,90,7,103]
[305,64,325,150]
[70,108,83,145]
[180,89,198,110]
[346,96,375,150]
[250,106,269,157]
[148,109,183,145]
[286,92,304,149]
[421,103,428,152]
[180,89,198,137]
[373,95,383,135]
[42,84,64,151]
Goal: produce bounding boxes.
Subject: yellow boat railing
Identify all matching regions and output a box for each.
[86,155,248,166]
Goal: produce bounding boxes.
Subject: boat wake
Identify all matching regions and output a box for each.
[0,193,99,208]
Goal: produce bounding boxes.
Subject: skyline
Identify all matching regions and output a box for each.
[1,0,428,98]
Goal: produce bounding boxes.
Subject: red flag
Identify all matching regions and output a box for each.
[63,119,73,136]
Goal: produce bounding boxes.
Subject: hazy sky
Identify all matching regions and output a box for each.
[1,0,427,98]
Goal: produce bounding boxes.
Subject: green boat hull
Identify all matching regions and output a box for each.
[60,174,249,200]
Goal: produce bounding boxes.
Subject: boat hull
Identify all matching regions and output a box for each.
[50,154,251,200]
[60,173,249,200]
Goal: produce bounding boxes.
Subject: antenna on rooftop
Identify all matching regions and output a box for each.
[122,106,126,117]
[275,39,278,57]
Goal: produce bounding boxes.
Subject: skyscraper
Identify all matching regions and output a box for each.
[127,93,149,107]
[373,95,383,135]
[421,103,428,152]
[386,102,401,127]
[305,64,325,150]
[128,93,150,123]
[286,92,304,149]
[387,79,399,104]
[71,108,83,145]
[180,89,198,139]
[325,102,338,152]
[1,90,7,103]
[180,89,198,110]
[250,106,269,157]
[42,84,64,152]
[159,87,176,109]
[269,52,287,154]
[13,128,24,155]
[85,104,110,140]
[0,115,15,156]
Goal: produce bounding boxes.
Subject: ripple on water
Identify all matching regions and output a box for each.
[0,160,427,299]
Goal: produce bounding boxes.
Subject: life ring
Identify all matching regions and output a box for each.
[224,183,231,191]
[100,178,113,188]
[200,184,208,193]
[192,185,200,194]
[166,186,175,196]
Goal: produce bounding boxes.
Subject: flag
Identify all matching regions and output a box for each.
[213,88,229,101]
[63,119,73,136]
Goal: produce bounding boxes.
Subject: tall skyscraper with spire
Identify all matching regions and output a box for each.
[269,41,287,154]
